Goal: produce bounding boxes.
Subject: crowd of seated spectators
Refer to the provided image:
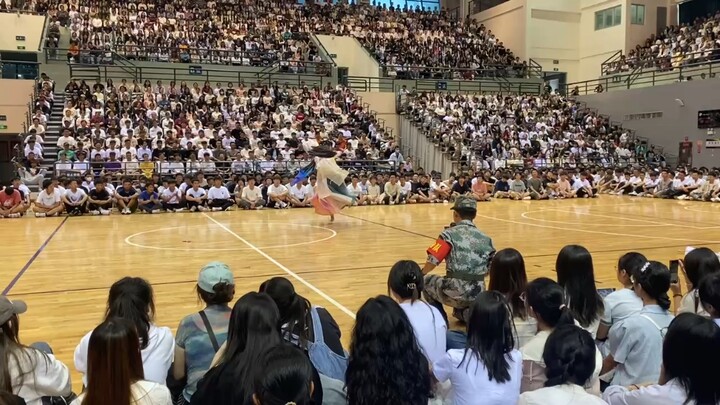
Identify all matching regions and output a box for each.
[402,90,661,171]
[0,245,719,404]
[604,11,720,75]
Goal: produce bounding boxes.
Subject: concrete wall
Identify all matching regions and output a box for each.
[0,14,46,51]
[0,79,35,134]
[472,0,527,60]
[577,78,720,167]
[316,35,380,79]
[357,91,398,138]
[579,0,626,81]
[526,0,581,81]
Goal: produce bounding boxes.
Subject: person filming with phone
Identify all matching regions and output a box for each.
[670,248,720,316]
[422,196,495,324]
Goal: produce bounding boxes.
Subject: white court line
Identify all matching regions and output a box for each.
[520,210,667,227]
[202,213,356,319]
[527,208,701,229]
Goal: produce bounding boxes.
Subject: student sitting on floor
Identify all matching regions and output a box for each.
[207,177,234,211]
[0,184,26,218]
[138,183,161,214]
[35,179,65,218]
[185,179,208,212]
[87,179,113,215]
[62,179,88,216]
[161,179,184,212]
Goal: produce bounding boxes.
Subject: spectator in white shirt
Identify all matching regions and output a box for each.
[34,179,64,217]
[596,253,646,343]
[24,139,43,159]
[62,179,88,216]
[207,177,233,211]
[160,179,184,212]
[347,175,367,206]
[74,277,174,387]
[603,313,720,405]
[383,174,402,205]
[288,182,311,208]
[71,318,172,405]
[519,325,608,405]
[237,178,263,210]
[387,261,446,365]
[0,296,72,405]
[185,179,208,212]
[434,291,522,405]
[267,176,290,209]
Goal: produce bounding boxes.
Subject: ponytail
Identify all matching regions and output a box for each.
[634,261,672,311]
[657,291,671,311]
[556,305,575,328]
[526,278,575,328]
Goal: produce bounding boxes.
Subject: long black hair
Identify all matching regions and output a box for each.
[0,313,48,394]
[259,277,312,348]
[253,344,314,405]
[214,292,282,403]
[543,325,596,388]
[105,277,155,350]
[461,291,515,383]
[662,313,720,405]
[346,295,432,405]
[555,245,604,327]
[618,252,647,281]
[488,248,528,319]
[526,277,575,328]
[684,248,720,288]
[387,260,424,301]
[634,261,672,311]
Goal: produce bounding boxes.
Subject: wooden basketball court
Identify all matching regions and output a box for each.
[4,197,720,390]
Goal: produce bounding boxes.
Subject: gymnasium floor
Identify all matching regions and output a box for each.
[4,197,720,389]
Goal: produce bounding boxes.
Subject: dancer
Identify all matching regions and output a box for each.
[292,145,354,221]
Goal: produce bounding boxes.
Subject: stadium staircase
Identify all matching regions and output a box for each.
[30,91,65,192]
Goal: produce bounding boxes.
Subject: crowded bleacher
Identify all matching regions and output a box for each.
[604,11,720,75]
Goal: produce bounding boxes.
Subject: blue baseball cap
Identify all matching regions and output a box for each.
[198,262,234,293]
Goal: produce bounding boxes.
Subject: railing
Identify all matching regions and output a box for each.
[347,75,543,94]
[602,50,716,75]
[566,56,720,95]
[67,63,334,88]
[381,64,533,80]
[53,159,397,178]
[600,50,623,76]
[527,59,543,78]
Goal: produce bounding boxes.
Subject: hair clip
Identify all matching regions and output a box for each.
[407,283,417,290]
[640,262,651,273]
[559,304,567,310]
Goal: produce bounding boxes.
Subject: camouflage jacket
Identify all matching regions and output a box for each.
[439,220,495,281]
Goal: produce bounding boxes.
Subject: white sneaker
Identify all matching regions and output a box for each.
[151,209,161,214]
[34,212,46,218]
[389,200,395,205]
[7,213,20,218]
[100,209,110,215]
[90,210,100,216]
[522,196,532,200]
[628,191,638,196]
[175,208,185,212]
[190,206,197,212]
[212,207,222,211]
[198,206,208,212]
[280,202,287,208]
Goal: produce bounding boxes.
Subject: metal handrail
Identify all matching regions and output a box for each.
[381,63,531,79]
[603,50,718,75]
[600,50,623,76]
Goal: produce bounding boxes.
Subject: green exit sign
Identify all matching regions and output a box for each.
[17,46,25,50]
[0,124,8,130]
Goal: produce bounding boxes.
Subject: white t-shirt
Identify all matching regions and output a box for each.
[161,188,182,204]
[71,380,171,405]
[65,188,87,203]
[10,348,72,405]
[600,288,643,326]
[519,384,608,405]
[241,186,262,201]
[434,348,523,405]
[289,185,307,200]
[267,184,288,196]
[37,189,62,206]
[399,301,447,364]
[207,186,230,200]
[347,183,364,197]
[75,324,174,386]
[186,188,206,199]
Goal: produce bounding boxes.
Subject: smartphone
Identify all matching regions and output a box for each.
[597,288,616,298]
[669,260,680,284]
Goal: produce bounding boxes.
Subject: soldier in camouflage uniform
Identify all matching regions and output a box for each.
[422,196,495,323]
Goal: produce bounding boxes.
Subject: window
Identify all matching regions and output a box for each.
[631,4,645,25]
[595,5,622,30]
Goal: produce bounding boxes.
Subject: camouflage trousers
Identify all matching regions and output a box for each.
[423,275,485,311]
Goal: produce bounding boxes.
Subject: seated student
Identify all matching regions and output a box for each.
[649,169,674,198]
[611,172,632,195]
[237,178,263,210]
[0,296,73,404]
[253,344,317,405]
[160,179,184,212]
[346,176,367,206]
[87,179,113,215]
[671,247,720,317]
[676,170,704,200]
[518,325,608,405]
[399,175,413,202]
[690,171,718,201]
[62,179,88,216]
[556,245,605,338]
[75,277,174,387]
[382,174,403,205]
[434,291,523,405]
[493,173,511,198]
[699,273,720,327]
[185,179,208,212]
[555,173,576,198]
[387,261,446,365]
[596,253,645,343]
[596,169,615,194]
[471,176,492,202]
[451,175,472,199]
[602,261,675,386]
[288,181,311,208]
[173,262,235,404]
[267,176,290,209]
[207,177,234,211]
[408,174,433,203]
[0,185,25,218]
[346,296,432,405]
[637,171,660,197]
[527,169,548,200]
[365,176,382,205]
[138,183,161,214]
[259,277,348,382]
[115,178,139,214]
[509,172,531,200]
[11,177,30,213]
[431,175,452,202]
[573,172,595,198]
[71,318,172,405]
[603,313,720,405]
[34,179,64,218]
